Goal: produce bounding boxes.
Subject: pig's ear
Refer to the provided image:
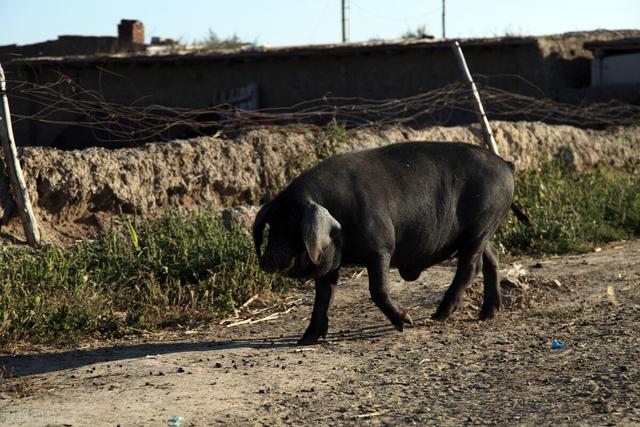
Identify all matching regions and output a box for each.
[301,202,341,265]
[252,201,273,258]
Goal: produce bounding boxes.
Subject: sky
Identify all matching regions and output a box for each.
[1,0,639,47]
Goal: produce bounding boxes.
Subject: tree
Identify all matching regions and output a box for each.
[401,25,433,40]
[195,29,253,49]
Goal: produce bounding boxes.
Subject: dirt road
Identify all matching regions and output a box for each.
[1,240,639,426]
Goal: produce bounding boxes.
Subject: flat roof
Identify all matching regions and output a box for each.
[585,37,640,52]
[7,36,538,67]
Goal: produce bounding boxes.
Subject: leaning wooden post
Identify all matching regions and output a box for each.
[451,41,500,155]
[0,63,40,246]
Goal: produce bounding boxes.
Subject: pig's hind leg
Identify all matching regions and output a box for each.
[479,243,501,320]
[432,244,485,320]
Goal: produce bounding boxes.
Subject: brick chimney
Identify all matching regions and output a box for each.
[118,19,145,45]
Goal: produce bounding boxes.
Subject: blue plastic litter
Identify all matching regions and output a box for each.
[551,340,566,349]
[168,415,184,427]
[177,367,185,373]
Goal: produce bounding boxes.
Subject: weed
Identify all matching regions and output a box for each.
[317,121,351,160]
[0,212,298,345]
[495,161,640,254]
[525,306,579,319]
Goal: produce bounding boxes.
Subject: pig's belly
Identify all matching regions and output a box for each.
[398,267,422,281]
[393,246,457,282]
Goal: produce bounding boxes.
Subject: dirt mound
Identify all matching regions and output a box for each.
[2,121,640,244]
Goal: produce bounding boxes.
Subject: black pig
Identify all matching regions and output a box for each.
[253,141,525,345]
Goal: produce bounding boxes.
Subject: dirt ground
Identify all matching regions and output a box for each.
[1,239,639,426]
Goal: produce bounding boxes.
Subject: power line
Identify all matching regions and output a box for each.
[351,1,439,22]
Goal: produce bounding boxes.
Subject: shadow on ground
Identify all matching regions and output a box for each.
[0,321,412,377]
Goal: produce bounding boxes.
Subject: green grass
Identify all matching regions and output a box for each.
[317,120,351,160]
[0,212,298,345]
[0,161,639,345]
[525,306,580,319]
[496,161,640,254]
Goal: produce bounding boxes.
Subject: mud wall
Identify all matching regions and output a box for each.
[2,121,637,231]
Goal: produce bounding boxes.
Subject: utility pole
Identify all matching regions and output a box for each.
[341,0,350,43]
[442,0,446,39]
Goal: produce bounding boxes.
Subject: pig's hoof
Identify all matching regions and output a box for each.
[432,305,455,321]
[391,312,412,332]
[432,298,460,321]
[403,312,414,326]
[431,310,448,321]
[297,335,321,346]
[479,304,499,321]
[297,319,328,345]
[320,320,329,339]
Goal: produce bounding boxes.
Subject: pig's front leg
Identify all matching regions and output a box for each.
[298,270,339,345]
[368,252,413,331]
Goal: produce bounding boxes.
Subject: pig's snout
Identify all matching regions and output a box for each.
[259,253,295,274]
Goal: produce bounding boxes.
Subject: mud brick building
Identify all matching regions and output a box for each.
[2,24,639,147]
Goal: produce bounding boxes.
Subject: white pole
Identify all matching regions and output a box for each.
[0,64,41,246]
[451,41,499,155]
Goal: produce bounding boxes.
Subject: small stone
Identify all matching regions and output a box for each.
[551,279,563,288]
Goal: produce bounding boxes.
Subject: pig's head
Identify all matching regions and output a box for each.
[252,198,342,279]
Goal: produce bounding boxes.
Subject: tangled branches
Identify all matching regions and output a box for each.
[6,71,640,145]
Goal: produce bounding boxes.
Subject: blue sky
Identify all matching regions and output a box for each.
[1,0,638,47]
